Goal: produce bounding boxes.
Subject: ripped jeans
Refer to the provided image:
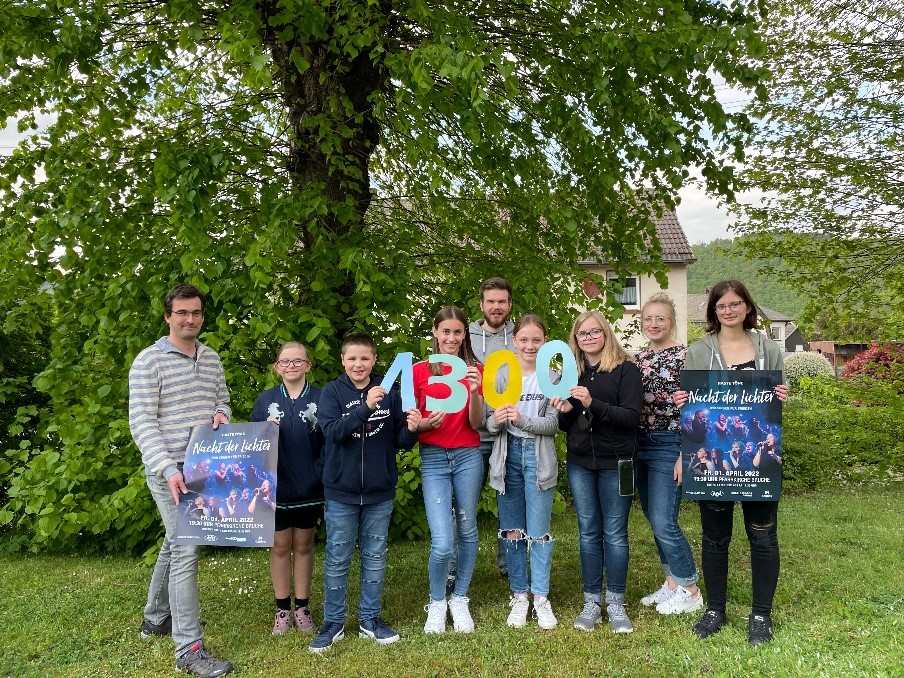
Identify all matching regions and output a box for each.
[420,445,483,601]
[699,500,780,616]
[497,436,555,597]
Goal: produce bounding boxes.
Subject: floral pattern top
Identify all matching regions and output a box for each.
[636,344,686,431]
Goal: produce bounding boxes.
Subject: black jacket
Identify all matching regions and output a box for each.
[318,373,418,505]
[559,360,643,471]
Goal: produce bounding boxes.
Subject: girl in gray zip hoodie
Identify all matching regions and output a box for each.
[674,280,788,646]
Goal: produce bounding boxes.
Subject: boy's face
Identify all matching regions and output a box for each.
[342,344,377,388]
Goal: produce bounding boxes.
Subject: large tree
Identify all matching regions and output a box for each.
[734,0,904,340]
[0,0,764,549]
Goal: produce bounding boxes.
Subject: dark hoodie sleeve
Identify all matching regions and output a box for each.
[558,401,580,433]
[391,386,418,450]
[319,382,371,444]
[250,391,268,422]
[586,362,642,430]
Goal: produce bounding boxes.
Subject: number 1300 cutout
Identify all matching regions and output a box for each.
[380,340,578,412]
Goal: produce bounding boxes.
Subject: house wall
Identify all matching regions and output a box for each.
[581,263,689,351]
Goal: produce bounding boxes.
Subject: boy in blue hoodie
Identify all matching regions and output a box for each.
[309,333,422,654]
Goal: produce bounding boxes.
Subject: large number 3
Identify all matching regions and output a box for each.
[426,354,469,413]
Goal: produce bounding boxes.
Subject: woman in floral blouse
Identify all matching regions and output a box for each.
[634,293,704,616]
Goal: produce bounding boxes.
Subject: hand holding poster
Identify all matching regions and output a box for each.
[174,421,279,547]
[680,370,783,501]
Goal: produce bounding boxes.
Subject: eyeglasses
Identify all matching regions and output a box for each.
[277,359,311,367]
[172,310,203,318]
[575,328,604,341]
[715,301,745,313]
[642,315,668,324]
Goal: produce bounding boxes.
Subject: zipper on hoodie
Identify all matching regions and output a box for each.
[360,387,366,506]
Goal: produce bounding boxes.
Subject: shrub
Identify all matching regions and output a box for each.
[782,376,904,491]
[840,343,904,388]
[783,351,834,389]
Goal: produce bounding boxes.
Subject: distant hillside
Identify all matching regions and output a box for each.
[687,239,806,319]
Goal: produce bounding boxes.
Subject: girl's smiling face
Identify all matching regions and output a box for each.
[514,322,545,368]
[433,318,466,355]
[641,302,673,344]
[275,346,311,384]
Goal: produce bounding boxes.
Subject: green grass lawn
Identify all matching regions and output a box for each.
[1,485,901,677]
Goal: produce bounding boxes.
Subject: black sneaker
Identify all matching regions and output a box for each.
[693,609,727,639]
[445,573,456,596]
[140,616,172,639]
[309,622,345,654]
[175,642,233,677]
[358,617,401,645]
[748,613,773,645]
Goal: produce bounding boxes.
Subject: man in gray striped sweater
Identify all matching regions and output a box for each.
[129,284,233,677]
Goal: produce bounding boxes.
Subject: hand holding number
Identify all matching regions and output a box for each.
[366,386,387,410]
[405,408,422,432]
[466,366,481,394]
[569,386,591,408]
[549,397,573,414]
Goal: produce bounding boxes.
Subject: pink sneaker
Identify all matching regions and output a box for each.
[272,609,292,635]
[294,606,315,632]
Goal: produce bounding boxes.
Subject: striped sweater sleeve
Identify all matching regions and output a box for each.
[129,343,232,477]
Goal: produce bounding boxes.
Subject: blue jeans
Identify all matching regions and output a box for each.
[420,445,483,600]
[322,498,394,623]
[497,436,555,597]
[567,463,632,595]
[144,468,203,657]
[635,430,699,587]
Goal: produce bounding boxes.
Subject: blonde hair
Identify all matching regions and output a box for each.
[567,310,632,375]
[275,341,310,362]
[641,292,678,340]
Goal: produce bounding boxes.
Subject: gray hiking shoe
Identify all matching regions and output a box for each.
[175,642,233,677]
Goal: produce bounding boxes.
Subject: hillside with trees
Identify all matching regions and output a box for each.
[687,239,806,319]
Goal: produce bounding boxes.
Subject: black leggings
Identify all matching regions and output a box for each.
[699,500,779,616]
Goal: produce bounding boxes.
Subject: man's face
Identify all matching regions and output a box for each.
[165,297,204,343]
[479,289,512,329]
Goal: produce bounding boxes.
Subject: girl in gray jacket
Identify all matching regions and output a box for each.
[673,280,788,646]
[485,315,560,631]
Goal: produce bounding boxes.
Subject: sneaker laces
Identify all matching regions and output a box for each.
[608,603,629,622]
[750,615,770,632]
[579,600,600,619]
[698,610,722,630]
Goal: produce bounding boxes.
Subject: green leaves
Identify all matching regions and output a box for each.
[0,0,763,552]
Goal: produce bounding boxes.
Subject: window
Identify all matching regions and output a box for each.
[607,272,639,309]
[772,324,785,342]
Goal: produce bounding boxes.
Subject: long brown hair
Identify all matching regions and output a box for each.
[430,306,479,375]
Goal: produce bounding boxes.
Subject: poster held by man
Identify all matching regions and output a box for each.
[174,421,279,546]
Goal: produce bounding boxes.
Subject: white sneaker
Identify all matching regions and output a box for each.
[507,596,529,628]
[640,582,675,607]
[448,595,474,633]
[656,586,704,615]
[423,598,447,634]
[533,597,558,630]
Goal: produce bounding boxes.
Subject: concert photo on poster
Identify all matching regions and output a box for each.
[680,370,783,502]
[174,421,279,547]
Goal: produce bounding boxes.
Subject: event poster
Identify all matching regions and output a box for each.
[680,370,783,501]
[173,421,279,547]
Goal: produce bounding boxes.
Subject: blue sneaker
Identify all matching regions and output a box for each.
[309,622,345,654]
[358,617,400,645]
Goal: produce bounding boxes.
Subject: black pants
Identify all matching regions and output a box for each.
[699,500,780,616]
